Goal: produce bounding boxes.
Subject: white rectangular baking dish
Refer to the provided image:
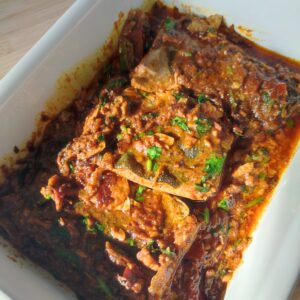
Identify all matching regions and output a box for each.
[0,0,299,299]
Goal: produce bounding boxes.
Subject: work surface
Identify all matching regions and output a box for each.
[0,0,299,299]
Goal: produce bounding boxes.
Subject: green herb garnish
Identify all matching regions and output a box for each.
[161,246,175,256]
[246,196,264,208]
[94,222,105,233]
[258,171,266,180]
[142,112,159,120]
[165,17,175,31]
[172,116,189,131]
[197,93,207,103]
[147,146,162,160]
[205,154,225,177]
[135,186,146,202]
[173,92,185,101]
[262,92,274,106]
[218,198,230,211]
[195,175,210,192]
[68,161,75,173]
[146,159,153,171]
[97,134,105,143]
[127,237,135,247]
[153,162,159,172]
[229,90,237,108]
[195,118,212,136]
[226,65,234,75]
[250,148,269,164]
[203,208,210,224]
[241,184,248,193]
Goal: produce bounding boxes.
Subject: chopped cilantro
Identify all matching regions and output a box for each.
[153,162,159,172]
[218,198,229,211]
[246,196,264,208]
[195,176,210,192]
[203,208,210,224]
[250,148,269,164]
[207,27,215,33]
[262,92,274,106]
[172,116,190,131]
[147,240,159,252]
[161,246,175,256]
[81,217,104,233]
[233,127,243,136]
[173,91,185,100]
[241,184,248,193]
[226,65,234,75]
[146,130,154,136]
[205,154,225,177]
[165,17,175,31]
[146,159,153,171]
[195,183,209,192]
[258,171,266,180]
[97,134,105,143]
[127,237,135,247]
[68,162,75,173]
[142,112,159,120]
[197,93,207,103]
[195,118,212,136]
[229,90,237,108]
[94,222,105,233]
[183,51,193,57]
[135,186,146,202]
[99,95,108,109]
[147,146,162,160]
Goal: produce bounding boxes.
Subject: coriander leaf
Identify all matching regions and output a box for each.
[94,222,105,233]
[203,208,210,224]
[142,112,159,120]
[127,237,135,247]
[217,198,229,211]
[172,116,190,131]
[97,134,105,143]
[146,159,153,171]
[250,148,269,164]
[147,146,162,160]
[205,154,225,177]
[135,186,146,202]
[68,161,75,173]
[165,17,175,31]
[196,118,212,136]
[161,246,175,256]
[258,171,266,180]
[173,92,185,100]
[262,92,274,106]
[246,196,264,208]
[197,93,207,103]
